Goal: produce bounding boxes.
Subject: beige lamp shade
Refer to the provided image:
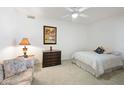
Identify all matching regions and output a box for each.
[19,38,31,45]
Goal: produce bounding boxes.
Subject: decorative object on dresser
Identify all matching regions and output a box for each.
[19,38,31,58]
[43,26,57,44]
[43,50,61,68]
[50,46,52,51]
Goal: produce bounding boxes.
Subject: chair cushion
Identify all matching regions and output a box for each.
[17,57,34,68]
[25,60,34,68]
[3,59,27,79]
[0,64,3,83]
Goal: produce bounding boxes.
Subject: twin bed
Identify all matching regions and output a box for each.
[72,51,123,77]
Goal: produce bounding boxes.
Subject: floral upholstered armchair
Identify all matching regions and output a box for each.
[0,58,34,85]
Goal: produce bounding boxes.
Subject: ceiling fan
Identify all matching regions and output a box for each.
[63,7,89,19]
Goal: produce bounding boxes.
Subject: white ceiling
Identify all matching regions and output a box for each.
[16,7,124,24]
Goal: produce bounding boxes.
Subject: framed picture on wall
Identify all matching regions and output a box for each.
[43,26,57,44]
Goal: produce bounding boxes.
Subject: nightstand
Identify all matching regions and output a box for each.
[16,55,39,65]
[42,50,61,67]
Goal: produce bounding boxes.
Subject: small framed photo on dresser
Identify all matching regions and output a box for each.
[43,26,57,44]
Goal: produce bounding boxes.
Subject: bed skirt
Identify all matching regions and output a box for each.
[72,59,123,77]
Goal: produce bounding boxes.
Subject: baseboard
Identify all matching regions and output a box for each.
[62,59,72,62]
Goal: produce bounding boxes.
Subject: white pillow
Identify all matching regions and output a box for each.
[111,51,122,56]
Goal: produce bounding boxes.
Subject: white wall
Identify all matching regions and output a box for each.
[2,8,124,63]
[86,14,124,59]
[0,8,87,63]
[0,8,18,63]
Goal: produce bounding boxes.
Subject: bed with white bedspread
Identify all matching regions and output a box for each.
[72,51,123,77]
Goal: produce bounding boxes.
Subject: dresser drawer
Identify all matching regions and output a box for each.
[43,52,61,56]
[43,62,61,67]
[43,59,61,63]
[43,55,61,59]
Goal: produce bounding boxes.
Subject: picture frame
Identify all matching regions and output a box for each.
[43,26,57,44]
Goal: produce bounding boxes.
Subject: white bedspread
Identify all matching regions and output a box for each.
[72,51,123,76]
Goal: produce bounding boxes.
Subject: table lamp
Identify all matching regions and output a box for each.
[19,38,31,58]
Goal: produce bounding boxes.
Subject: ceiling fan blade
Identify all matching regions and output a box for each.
[62,14,70,18]
[66,7,74,12]
[78,7,89,12]
[79,13,88,18]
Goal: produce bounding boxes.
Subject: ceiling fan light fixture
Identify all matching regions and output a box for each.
[72,13,78,19]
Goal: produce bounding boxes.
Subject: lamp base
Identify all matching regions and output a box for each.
[23,52,28,58]
[24,55,28,58]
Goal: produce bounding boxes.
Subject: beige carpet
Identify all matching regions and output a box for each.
[32,60,124,85]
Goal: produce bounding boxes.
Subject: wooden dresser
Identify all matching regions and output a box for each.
[42,50,61,67]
